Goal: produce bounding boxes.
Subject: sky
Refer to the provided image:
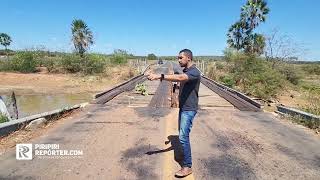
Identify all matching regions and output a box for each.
[1,0,320,60]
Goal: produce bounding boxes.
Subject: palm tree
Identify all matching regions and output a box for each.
[244,33,266,55]
[227,21,248,51]
[241,0,269,32]
[71,19,93,57]
[252,33,265,55]
[0,33,12,59]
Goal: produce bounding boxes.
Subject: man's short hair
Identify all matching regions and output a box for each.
[179,49,193,60]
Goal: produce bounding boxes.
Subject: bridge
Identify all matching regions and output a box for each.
[0,61,319,179]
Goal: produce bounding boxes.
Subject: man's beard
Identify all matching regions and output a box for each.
[179,62,186,67]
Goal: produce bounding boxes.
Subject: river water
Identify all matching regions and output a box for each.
[1,93,92,119]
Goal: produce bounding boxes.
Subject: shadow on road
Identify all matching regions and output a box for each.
[146,135,183,167]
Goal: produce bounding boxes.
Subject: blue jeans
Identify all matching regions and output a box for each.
[178,110,197,168]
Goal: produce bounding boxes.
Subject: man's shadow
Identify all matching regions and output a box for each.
[146,135,183,167]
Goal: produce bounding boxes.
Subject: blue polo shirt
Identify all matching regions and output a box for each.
[179,64,201,111]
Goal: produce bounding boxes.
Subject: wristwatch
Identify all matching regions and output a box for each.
[160,74,164,81]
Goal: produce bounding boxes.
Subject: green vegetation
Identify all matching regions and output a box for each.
[212,0,320,131]
[135,83,148,96]
[275,63,302,85]
[215,62,224,70]
[287,115,319,132]
[147,53,157,60]
[206,50,320,129]
[0,51,37,73]
[222,50,285,99]
[0,33,12,59]
[296,64,320,117]
[0,49,14,56]
[227,0,269,55]
[300,89,320,116]
[215,0,316,102]
[0,113,9,123]
[110,49,131,64]
[59,54,106,74]
[301,64,320,75]
[0,49,138,75]
[71,19,94,57]
[219,74,235,88]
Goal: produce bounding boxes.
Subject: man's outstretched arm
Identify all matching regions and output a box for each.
[147,73,188,82]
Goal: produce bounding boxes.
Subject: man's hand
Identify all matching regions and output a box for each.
[147,73,161,81]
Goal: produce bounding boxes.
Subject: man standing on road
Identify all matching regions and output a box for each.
[147,49,201,177]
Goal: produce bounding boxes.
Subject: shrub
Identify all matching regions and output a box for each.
[277,64,301,85]
[82,54,106,74]
[215,62,224,70]
[42,57,60,72]
[147,53,157,60]
[60,54,82,73]
[110,49,129,65]
[226,53,285,99]
[219,75,235,88]
[244,68,284,99]
[0,113,9,123]
[110,55,127,64]
[1,51,114,75]
[0,60,11,71]
[60,54,107,74]
[135,83,148,96]
[10,52,37,73]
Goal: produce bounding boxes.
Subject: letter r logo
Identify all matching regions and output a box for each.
[16,144,32,160]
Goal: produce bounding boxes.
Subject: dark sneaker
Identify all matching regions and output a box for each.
[175,167,192,177]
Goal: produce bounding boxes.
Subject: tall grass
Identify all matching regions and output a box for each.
[288,115,320,131]
[301,64,320,75]
[302,90,320,116]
